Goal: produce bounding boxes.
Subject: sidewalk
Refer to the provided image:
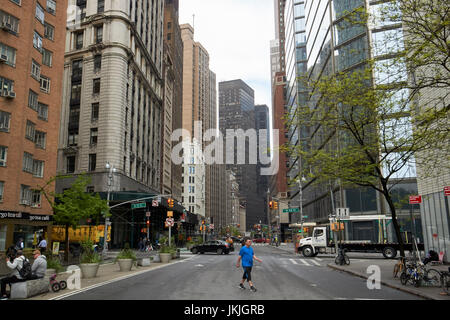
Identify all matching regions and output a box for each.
[328,260,450,300]
[26,252,195,300]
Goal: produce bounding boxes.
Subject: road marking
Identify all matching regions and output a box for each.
[50,255,198,300]
[310,284,317,287]
[314,258,323,261]
[289,259,298,265]
[195,264,204,267]
[299,259,311,266]
[311,260,321,266]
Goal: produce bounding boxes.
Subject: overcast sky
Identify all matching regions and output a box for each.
[179,0,275,110]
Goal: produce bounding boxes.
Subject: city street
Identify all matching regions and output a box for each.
[61,245,420,300]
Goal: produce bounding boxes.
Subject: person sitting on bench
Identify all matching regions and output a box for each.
[29,250,47,280]
[1,250,27,300]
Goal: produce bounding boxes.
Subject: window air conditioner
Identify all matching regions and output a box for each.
[5,91,16,98]
[0,54,7,63]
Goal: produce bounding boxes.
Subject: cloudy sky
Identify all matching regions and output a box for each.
[179,0,275,110]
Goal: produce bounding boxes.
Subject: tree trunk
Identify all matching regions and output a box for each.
[383,190,406,258]
[65,224,70,263]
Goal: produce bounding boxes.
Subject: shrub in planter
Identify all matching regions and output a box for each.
[47,255,64,274]
[79,239,101,278]
[159,245,172,263]
[115,245,137,271]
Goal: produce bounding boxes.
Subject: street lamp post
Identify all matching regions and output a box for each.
[298,176,306,237]
[103,162,116,258]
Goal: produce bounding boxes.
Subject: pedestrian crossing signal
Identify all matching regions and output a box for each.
[269,201,273,209]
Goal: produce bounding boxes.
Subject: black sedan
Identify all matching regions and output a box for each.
[190,240,232,255]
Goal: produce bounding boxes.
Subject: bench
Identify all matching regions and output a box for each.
[10,277,49,299]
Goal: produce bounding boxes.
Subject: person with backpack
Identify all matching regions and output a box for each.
[1,250,31,300]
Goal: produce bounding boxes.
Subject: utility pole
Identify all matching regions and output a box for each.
[266,189,271,242]
[103,162,116,258]
[330,183,338,255]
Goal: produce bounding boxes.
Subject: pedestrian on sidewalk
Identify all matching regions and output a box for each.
[38,237,47,255]
[236,237,262,292]
[1,250,28,300]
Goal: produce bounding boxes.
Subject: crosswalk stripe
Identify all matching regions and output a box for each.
[311,260,321,266]
[289,259,298,265]
[299,259,311,266]
[314,258,323,261]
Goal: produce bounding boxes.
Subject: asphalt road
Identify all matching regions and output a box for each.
[63,245,421,300]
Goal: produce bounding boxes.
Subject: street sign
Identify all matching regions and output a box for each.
[167,211,173,217]
[336,208,349,217]
[209,224,214,230]
[152,200,159,207]
[409,195,422,204]
[131,202,146,209]
[166,218,174,227]
[283,208,299,213]
[444,187,450,196]
[146,212,151,217]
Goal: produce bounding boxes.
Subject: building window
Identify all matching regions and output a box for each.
[167,22,172,29]
[25,121,36,141]
[10,0,21,5]
[22,152,34,173]
[32,160,44,178]
[31,190,41,207]
[70,84,82,103]
[67,156,75,173]
[28,90,38,110]
[0,146,7,166]
[167,33,171,41]
[39,76,50,93]
[91,103,99,121]
[68,131,78,146]
[95,25,103,43]
[31,60,41,80]
[46,0,56,15]
[94,54,101,72]
[35,3,45,24]
[37,103,48,121]
[90,128,98,145]
[35,131,46,149]
[86,186,95,193]
[0,111,10,132]
[98,0,104,13]
[89,154,96,171]
[0,11,20,34]
[42,48,53,67]
[0,42,16,67]
[75,32,83,50]
[93,78,100,94]
[0,181,3,202]
[33,31,43,52]
[20,185,32,206]
[44,23,54,40]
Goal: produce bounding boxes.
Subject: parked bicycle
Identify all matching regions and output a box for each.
[439,267,450,295]
[335,247,350,266]
[400,261,441,287]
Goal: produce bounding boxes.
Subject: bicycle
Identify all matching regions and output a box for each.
[400,261,441,287]
[335,248,350,266]
[439,267,450,295]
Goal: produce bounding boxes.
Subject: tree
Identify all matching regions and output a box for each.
[39,175,110,263]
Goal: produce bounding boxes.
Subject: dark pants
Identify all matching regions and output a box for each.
[39,247,46,255]
[1,276,26,296]
[242,267,252,282]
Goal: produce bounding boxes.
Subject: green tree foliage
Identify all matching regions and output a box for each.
[39,175,109,262]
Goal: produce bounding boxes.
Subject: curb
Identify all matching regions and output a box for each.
[327,264,438,300]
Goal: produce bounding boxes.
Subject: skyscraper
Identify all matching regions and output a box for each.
[219,79,264,230]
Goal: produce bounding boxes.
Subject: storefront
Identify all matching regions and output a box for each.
[0,210,53,251]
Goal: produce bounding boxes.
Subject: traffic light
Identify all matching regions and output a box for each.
[274,201,278,210]
[168,198,174,208]
[146,220,150,226]
[269,201,273,209]
[202,220,205,225]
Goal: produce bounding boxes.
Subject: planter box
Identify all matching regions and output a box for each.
[117,259,133,272]
[80,263,99,278]
[159,253,171,263]
[46,268,56,276]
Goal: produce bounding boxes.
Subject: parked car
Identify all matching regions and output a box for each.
[252,238,266,243]
[219,240,234,252]
[190,240,231,255]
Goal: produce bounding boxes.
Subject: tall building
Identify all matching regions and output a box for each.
[219,79,265,230]
[255,104,270,224]
[180,23,224,224]
[282,0,421,242]
[55,0,165,248]
[163,0,183,203]
[0,0,67,249]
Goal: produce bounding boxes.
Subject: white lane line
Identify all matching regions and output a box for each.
[314,258,323,261]
[311,260,321,266]
[299,259,311,266]
[289,259,298,265]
